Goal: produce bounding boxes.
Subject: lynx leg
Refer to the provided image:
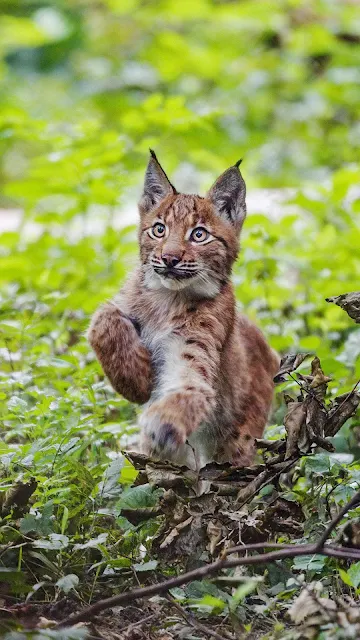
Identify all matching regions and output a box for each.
[88,303,152,404]
[217,429,257,467]
[219,378,274,467]
[139,335,218,460]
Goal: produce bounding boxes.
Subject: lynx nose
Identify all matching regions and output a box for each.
[162,254,181,268]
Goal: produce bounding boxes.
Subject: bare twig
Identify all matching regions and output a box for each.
[288,372,328,413]
[224,541,296,555]
[165,594,232,640]
[316,488,360,549]
[117,612,158,634]
[325,383,360,437]
[255,439,285,453]
[236,457,297,506]
[329,380,360,421]
[55,542,360,629]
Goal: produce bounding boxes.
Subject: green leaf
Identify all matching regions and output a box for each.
[33,534,69,550]
[98,457,124,499]
[73,533,108,550]
[56,574,80,594]
[229,581,259,612]
[20,502,54,535]
[292,555,326,572]
[61,505,69,535]
[185,580,229,603]
[117,484,162,510]
[194,594,226,613]
[133,560,158,572]
[339,568,353,587]
[347,562,360,588]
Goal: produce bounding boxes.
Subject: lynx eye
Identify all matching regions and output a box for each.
[190,227,209,243]
[150,222,166,238]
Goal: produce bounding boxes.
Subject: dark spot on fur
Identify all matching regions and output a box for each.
[129,317,141,335]
[157,423,178,449]
[198,319,211,329]
[185,338,208,351]
[196,365,209,380]
[214,235,229,249]
[183,353,195,361]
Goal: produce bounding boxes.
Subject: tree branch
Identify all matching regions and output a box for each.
[55,542,360,629]
[316,488,360,549]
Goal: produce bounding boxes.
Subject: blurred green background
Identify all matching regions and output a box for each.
[1,0,360,510]
[1,1,360,623]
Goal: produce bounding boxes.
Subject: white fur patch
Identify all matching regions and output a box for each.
[139,331,216,468]
[157,335,211,397]
[187,275,220,299]
[144,265,220,299]
[158,276,190,291]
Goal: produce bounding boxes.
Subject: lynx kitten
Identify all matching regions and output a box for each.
[88,152,279,468]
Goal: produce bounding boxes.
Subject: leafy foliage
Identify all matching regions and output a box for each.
[0,1,360,638]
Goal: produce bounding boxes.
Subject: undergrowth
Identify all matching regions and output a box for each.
[1,1,360,638]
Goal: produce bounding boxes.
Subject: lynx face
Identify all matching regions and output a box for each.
[138,151,246,298]
[139,194,239,295]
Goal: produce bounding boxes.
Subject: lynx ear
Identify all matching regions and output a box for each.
[207,160,246,231]
[139,150,177,215]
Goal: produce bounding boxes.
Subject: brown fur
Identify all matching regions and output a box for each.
[88,153,279,468]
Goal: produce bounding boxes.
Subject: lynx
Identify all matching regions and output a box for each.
[88,151,279,469]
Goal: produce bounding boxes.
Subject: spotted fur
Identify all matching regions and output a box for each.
[88,152,279,468]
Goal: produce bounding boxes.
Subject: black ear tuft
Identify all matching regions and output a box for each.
[207,162,246,231]
[139,151,177,215]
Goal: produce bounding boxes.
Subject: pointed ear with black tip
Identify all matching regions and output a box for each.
[139,150,177,215]
[207,160,246,232]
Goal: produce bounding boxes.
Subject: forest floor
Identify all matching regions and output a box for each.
[2,341,360,639]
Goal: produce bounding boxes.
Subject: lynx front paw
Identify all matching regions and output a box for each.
[140,409,186,459]
[88,304,134,350]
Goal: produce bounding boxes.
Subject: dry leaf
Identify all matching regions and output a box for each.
[326,291,360,324]
[37,617,58,629]
[284,400,307,458]
[308,356,332,389]
[207,520,222,555]
[159,516,193,549]
[2,479,37,513]
[289,582,336,625]
[274,353,311,383]
[326,391,360,437]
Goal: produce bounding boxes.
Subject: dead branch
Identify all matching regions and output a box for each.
[236,457,298,506]
[55,543,360,629]
[316,488,360,549]
[326,384,360,437]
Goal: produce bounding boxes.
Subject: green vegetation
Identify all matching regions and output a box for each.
[1,1,360,638]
